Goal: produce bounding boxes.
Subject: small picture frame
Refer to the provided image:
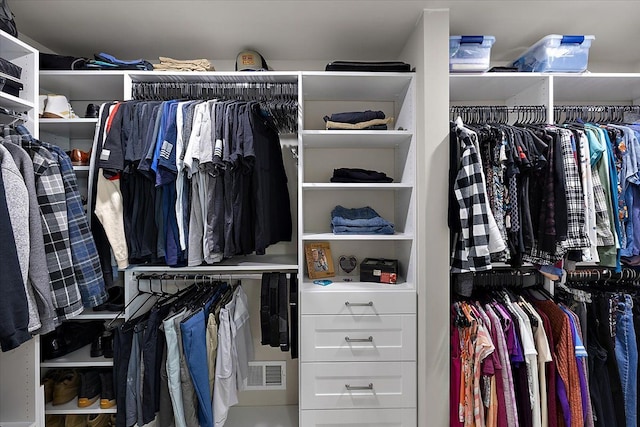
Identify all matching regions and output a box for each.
[305,241,335,279]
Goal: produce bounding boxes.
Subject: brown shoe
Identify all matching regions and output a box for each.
[65,414,87,427]
[42,369,63,404]
[87,413,110,427]
[52,369,80,406]
[45,414,65,427]
[69,149,90,166]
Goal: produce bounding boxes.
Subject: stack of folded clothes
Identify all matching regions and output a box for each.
[331,205,394,235]
[330,167,393,183]
[323,110,394,130]
[154,56,215,71]
[87,52,154,70]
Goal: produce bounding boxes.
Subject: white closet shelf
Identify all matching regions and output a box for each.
[302,72,413,101]
[45,400,117,415]
[302,232,413,241]
[74,307,119,320]
[0,422,35,427]
[301,130,411,148]
[301,278,414,292]
[450,73,549,103]
[553,73,640,103]
[40,344,113,368]
[0,92,34,112]
[302,183,412,190]
[72,165,90,172]
[39,118,98,139]
[39,70,128,101]
[126,254,298,273]
[0,30,36,59]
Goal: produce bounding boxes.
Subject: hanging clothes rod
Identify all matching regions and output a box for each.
[131,81,298,101]
[565,267,640,283]
[553,104,640,124]
[450,105,547,124]
[133,271,294,282]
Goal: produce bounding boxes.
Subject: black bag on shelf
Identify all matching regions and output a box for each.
[0,0,17,38]
[0,76,22,96]
[325,61,412,72]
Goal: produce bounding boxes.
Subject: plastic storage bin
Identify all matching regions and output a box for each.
[512,34,595,72]
[449,35,495,73]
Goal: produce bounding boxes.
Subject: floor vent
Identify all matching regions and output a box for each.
[246,361,286,390]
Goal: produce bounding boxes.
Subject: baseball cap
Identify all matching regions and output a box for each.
[236,49,269,71]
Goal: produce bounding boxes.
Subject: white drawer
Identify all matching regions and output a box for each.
[300,314,416,362]
[302,289,416,315]
[300,361,416,410]
[300,408,417,426]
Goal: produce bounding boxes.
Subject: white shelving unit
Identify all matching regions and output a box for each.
[37,69,123,421]
[0,29,40,427]
[298,71,417,426]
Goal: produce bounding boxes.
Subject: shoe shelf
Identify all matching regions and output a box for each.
[39,118,99,139]
[45,399,117,415]
[40,344,113,368]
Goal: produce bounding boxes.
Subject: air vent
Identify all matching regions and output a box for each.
[246,361,286,390]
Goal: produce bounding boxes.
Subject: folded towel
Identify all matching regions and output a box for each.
[158,56,215,71]
[325,117,393,130]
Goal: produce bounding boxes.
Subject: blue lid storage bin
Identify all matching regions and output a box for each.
[512,34,595,72]
[449,35,495,73]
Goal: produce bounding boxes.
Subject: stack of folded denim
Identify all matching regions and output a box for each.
[330,167,393,183]
[87,52,154,70]
[331,205,394,235]
[323,110,393,130]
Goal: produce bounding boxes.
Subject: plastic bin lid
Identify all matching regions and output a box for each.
[450,35,495,45]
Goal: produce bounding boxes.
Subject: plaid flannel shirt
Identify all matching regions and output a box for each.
[16,133,83,319]
[38,141,108,308]
[451,129,492,273]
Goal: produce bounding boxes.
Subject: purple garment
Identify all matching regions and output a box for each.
[486,305,519,427]
[556,374,572,427]
[493,302,525,363]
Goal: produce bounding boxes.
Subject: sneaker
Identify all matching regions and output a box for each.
[65,414,87,427]
[87,413,111,427]
[42,94,78,119]
[99,371,115,409]
[39,94,47,117]
[52,369,80,406]
[77,370,101,408]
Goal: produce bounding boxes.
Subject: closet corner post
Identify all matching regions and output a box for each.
[123,73,133,101]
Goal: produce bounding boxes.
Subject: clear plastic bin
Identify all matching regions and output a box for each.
[512,34,595,72]
[449,35,495,73]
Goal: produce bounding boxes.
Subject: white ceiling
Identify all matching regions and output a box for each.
[9,0,640,72]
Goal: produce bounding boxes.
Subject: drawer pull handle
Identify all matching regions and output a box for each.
[345,336,373,343]
[345,383,374,391]
[345,301,373,307]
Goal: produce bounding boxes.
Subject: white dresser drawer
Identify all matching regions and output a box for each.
[300,314,416,362]
[302,289,416,315]
[300,408,417,426]
[300,361,416,410]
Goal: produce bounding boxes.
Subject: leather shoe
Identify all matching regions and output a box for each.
[65,414,87,427]
[84,103,100,118]
[42,321,105,361]
[69,148,90,166]
[87,413,110,427]
[45,414,65,427]
[52,369,80,406]
[42,369,63,403]
[90,330,113,358]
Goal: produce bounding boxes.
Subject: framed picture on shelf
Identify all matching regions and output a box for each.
[304,241,335,279]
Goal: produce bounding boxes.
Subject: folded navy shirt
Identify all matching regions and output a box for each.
[331,167,393,183]
[323,110,385,124]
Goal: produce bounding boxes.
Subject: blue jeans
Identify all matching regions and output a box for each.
[616,294,638,427]
[181,309,213,427]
